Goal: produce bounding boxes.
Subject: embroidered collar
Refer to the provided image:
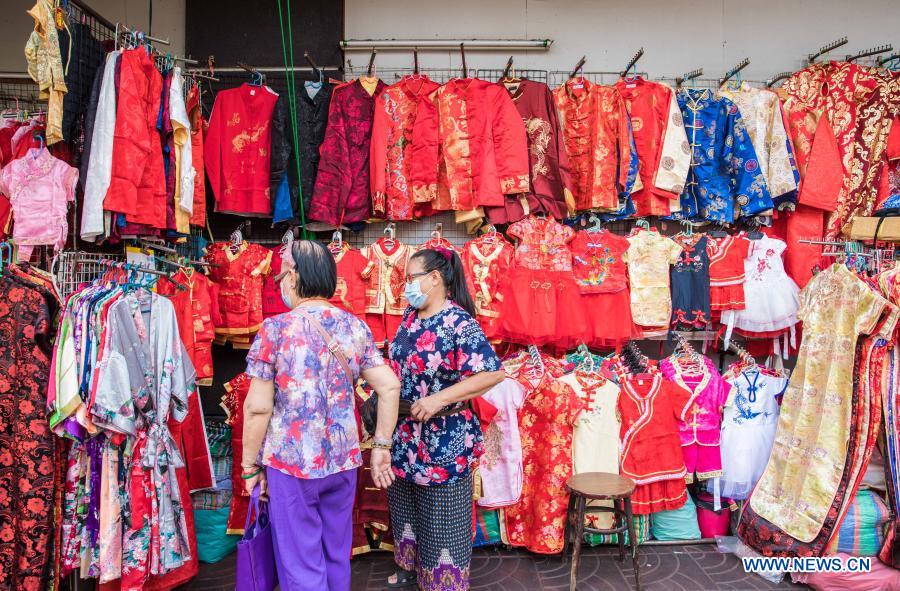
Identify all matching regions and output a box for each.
[224,241,249,262]
[707,235,735,264]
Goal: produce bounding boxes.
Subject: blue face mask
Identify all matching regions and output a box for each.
[280,273,294,309]
[404,277,433,309]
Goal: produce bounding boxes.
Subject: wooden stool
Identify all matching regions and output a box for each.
[563,472,641,591]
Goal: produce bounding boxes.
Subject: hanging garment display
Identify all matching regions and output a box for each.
[80,50,119,242]
[370,75,440,220]
[23,0,67,145]
[360,237,411,347]
[329,243,368,318]
[670,233,711,330]
[220,373,252,535]
[562,369,621,529]
[411,77,530,212]
[615,77,690,217]
[716,363,787,500]
[717,82,799,207]
[460,232,514,341]
[204,83,279,217]
[206,241,273,349]
[56,288,200,590]
[660,355,732,481]
[270,79,335,224]
[488,79,574,224]
[554,78,635,212]
[168,68,196,234]
[617,372,690,514]
[499,215,584,348]
[706,234,751,314]
[568,227,635,347]
[743,263,893,544]
[623,227,682,330]
[104,48,167,229]
[157,269,222,386]
[309,78,386,226]
[186,84,208,227]
[675,88,773,222]
[0,147,77,261]
[503,353,581,554]
[0,269,56,591]
[476,377,527,508]
[721,235,799,344]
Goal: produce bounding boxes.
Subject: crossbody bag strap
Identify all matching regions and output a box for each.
[294,308,353,381]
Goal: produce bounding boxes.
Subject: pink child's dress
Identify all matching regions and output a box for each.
[0,147,78,261]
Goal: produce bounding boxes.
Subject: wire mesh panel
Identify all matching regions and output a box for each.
[343,67,468,84]
[476,68,549,83]
[52,250,125,299]
[346,211,471,251]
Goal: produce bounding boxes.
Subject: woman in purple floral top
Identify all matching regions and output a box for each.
[241,240,401,591]
[386,248,504,590]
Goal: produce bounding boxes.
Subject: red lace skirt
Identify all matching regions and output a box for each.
[581,289,637,349]
[499,267,586,349]
[710,283,745,311]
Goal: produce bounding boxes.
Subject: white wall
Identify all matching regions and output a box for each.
[0,0,185,74]
[344,0,900,82]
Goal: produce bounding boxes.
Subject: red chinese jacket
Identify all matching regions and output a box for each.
[204,83,279,216]
[206,241,272,348]
[554,79,634,212]
[360,238,410,316]
[411,78,530,211]
[222,373,251,534]
[615,78,690,217]
[186,85,207,226]
[157,269,222,386]
[460,233,514,340]
[309,78,386,226]
[331,244,368,318]
[370,76,441,220]
[104,48,167,228]
[487,79,574,224]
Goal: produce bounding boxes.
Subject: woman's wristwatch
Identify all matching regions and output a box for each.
[372,437,391,450]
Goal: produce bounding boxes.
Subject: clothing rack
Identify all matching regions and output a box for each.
[675,68,703,88]
[878,52,900,66]
[846,44,894,63]
[502,56,514,79]
[719,58,750,87]
[620,48,644,78]
[570,56,587,79]
[808,36,849,64]
[766,71,793,87]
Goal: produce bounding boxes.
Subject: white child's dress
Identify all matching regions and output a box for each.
[712,366,788,500]
[721,235,800,348]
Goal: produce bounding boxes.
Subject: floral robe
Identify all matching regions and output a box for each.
[92,292,195,588]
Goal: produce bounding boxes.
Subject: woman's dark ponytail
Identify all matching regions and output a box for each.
[411,248,477,318]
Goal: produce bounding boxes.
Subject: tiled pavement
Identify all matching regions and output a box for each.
[187,544,805,590]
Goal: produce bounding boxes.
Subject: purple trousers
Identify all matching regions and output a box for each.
[266,467,357,591]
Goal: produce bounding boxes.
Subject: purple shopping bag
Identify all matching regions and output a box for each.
[236,485,277,591]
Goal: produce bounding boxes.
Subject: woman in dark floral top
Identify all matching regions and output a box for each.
[386,247,504,589]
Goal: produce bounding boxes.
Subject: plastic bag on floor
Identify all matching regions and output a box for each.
[715,535,785,584]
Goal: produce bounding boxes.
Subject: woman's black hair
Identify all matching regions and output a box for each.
[287,240,337,299]
[410,248,476,317]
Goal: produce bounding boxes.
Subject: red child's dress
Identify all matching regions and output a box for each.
[499,215,585,349]
[707,234,751,319]
[569,228,636,349]
[460,233,514,341]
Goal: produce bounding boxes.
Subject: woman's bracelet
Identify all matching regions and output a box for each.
[241,466,263,479]
[372,437,391,450]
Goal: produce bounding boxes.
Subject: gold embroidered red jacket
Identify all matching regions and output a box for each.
[360,238,410,315]
[411,78,530,211]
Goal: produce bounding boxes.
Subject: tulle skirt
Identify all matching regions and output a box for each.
[499,267,586,349]
[581,289,637,349]
[722,276,799,333]
[713,422,778,501]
